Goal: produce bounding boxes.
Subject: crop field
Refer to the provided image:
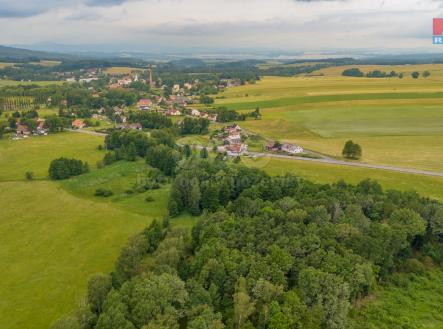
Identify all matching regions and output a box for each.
[0,133,175,329]
[216,66,443,172]
[104,66,144,75]
[0,80,64,87]
[29,60,61,67]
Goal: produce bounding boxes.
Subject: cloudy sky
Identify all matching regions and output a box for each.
[0,0,442,52]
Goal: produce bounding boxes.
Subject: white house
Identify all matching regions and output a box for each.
[191,109,200,116]
[281,143,304,154]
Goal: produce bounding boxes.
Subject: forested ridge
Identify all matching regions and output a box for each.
[52,159,443,329]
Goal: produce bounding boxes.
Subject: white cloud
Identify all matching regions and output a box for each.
[1,0,442,51]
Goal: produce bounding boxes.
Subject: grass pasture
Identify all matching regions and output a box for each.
[0,132,104,181]
[216,69,443,172]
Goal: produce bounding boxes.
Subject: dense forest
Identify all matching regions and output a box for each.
[52,157,443,329]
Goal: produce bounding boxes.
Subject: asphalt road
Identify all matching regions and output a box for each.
[248,152,443,178]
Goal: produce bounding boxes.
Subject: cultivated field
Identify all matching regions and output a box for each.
[103,66,144,75]
[216,66,443,172]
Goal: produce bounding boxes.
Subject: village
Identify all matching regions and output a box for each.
[8,65,304,158]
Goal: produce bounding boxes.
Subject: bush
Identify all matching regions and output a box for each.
[94,188,113,197]
[401,258,426,275]
[25,171,33,181]
[145,196,155,202]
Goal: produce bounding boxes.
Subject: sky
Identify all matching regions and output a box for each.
[1,0,443,53]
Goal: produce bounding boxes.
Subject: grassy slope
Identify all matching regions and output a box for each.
[0,180,163,329]
[216,69,443,172]
[350,271,443,329]
[0,134,169,329]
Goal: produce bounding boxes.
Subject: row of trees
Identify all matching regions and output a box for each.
[342,68,431,79]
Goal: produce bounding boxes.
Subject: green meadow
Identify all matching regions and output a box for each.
[0,133,171,329]
[0,132,104,181]
[350,271,443,329]
[216,67,443,172]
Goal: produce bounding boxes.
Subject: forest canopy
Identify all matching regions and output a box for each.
[52,159,443,329]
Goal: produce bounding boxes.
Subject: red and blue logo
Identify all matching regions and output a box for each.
[433,18,443,44]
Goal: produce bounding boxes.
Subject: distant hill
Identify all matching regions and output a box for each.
[0,45,75,62]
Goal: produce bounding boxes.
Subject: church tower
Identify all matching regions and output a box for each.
[147,64,153,86]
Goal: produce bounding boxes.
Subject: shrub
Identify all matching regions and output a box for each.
[25,171,33,181]
[94,188,113,197]
[145,196,155,202]
[401,258,426,275]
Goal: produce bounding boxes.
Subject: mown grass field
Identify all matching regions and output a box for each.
[0,132,104,181]
[216,65,443,172]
